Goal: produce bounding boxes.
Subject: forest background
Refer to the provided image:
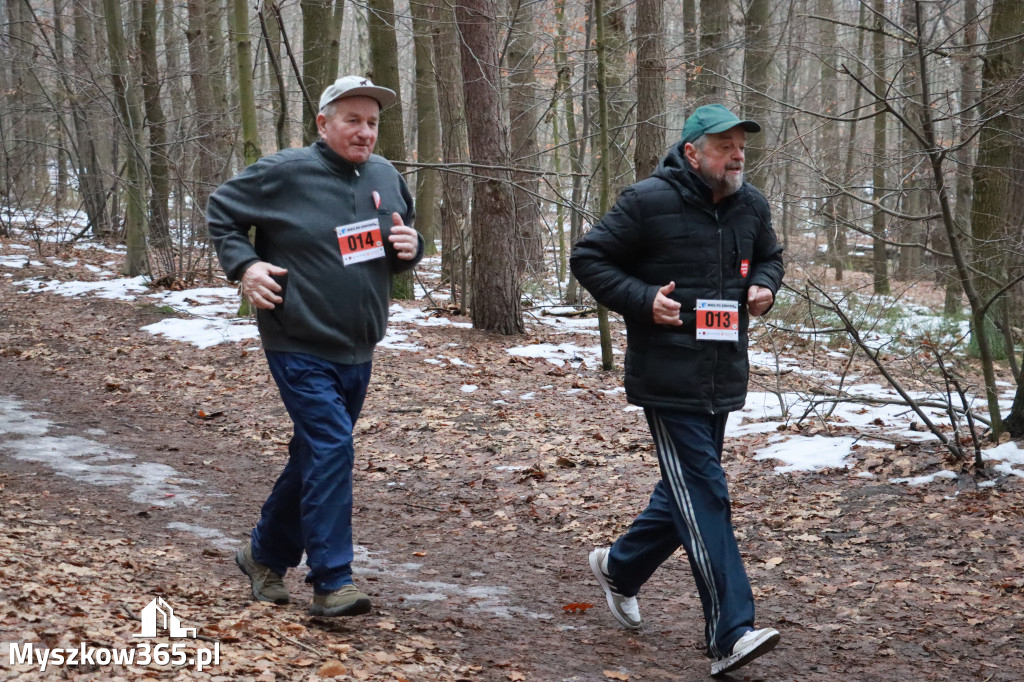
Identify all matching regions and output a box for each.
[2,0,1023,444]
[1,0,1024,679]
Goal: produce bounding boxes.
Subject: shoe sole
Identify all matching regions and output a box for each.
[589,549,642,630]
[235,548,289,605]
[711,629,780,676]
[308,598,372,618]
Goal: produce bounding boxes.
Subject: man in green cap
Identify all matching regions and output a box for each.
[571,103,784,676]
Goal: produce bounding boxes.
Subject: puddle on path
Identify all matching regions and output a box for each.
[1,396,552,621]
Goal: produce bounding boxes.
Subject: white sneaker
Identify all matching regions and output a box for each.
[589,548,642,629]
[711,627,780,676]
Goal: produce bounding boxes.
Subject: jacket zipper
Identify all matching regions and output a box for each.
[711,208,723,414]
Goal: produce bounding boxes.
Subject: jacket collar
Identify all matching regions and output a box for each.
[313,139,365,176]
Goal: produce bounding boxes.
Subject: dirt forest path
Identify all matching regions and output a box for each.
[1,277,1023,681]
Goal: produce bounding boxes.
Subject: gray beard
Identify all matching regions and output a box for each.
[698,165,743,198]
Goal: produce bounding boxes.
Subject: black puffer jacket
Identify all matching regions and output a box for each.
[570,143,784,413]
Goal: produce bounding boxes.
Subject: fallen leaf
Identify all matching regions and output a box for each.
[603,671,629,680]
[318,660,348,678]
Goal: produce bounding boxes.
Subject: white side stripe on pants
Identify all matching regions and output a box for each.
[651,411,724,658]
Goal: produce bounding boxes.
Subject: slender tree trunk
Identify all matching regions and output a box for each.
[260,5,289,152]
[455,0,523,334]
[507,0,544,277]
[634,0,665,180]
[429,0,471,311]
[871,0,890,295]
[367,0,412,299]
[944,0,978,315]
[103,0,149,276]
[835,1,869,283]
[139,0,172,261]
[691,0,729,104]
[411,0,440,256]
[742,0,772,188]
[233,0,261,166]
[970,0,1024,402]
[594,0,614,370]
[186,0,230,227]
[563,0,591,306]
[301,1,333,145]
[328,0,346,83]
[70,0,110,236]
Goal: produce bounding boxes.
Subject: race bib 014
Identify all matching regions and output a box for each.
[336,219,385,266]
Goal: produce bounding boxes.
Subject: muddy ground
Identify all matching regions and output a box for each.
[1,268,1023,681]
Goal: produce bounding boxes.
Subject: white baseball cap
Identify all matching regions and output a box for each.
[318,75,396,112]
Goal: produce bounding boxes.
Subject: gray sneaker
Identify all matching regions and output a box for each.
[589,547,642,629]
[235,541,289,605]
[308,584,372,617]
[711,627,780,676]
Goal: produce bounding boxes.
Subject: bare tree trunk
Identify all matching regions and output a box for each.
[411,0,440,256]
[139,0,172,260]
[813,0,841,277]
[429,0,471,311]
[232,0,261,166]
[367,0,411,299]
[327,0,346,84]
[609,0,633,195]
[944,0,979,315]
[301,1,333,145]
[634,0,665,180]
[507,0,544,277]
[259,4,289,152]
[970,0,1024,373]
[562,0,591,306]
[871,0,890,295]
[835,1,870,283]
[103,0,149,276]
[186,0,230,226]
[455,0,523,334]
[594,0,614,370]
[70,0,110,236]
[691,0,729,104]
[742,0,772,188]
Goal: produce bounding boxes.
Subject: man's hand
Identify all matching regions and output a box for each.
[241,261,288,310]
[747,285,774,316]
[653,281,683,326]
[388,213,419,260]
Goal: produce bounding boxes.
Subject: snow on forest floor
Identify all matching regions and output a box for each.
[3,214,1021,485]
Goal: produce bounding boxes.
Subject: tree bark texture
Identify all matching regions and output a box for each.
[455,0,523,334]
[634,0,665,181]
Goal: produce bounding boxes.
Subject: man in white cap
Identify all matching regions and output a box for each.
[208,76,423,617]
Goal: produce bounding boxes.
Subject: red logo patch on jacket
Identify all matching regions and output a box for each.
[740,259,750,278]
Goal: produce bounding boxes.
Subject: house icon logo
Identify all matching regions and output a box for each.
[134,597,197,638]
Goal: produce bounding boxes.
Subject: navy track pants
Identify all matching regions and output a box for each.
[607,408,755,658]
[250,351,371,594]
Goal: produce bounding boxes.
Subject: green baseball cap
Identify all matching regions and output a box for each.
[681,104,761,144]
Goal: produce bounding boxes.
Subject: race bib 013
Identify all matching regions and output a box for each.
[695,299,739,341]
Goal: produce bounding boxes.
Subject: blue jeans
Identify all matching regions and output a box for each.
[607,408,755,658]
[250,351,372,594]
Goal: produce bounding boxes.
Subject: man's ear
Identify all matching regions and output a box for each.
[315,112,327,138]
[683,142,699,170]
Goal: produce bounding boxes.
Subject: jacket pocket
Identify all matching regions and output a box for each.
[631,334,702,398]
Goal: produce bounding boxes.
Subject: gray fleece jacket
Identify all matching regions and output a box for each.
[208,140,422,365]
